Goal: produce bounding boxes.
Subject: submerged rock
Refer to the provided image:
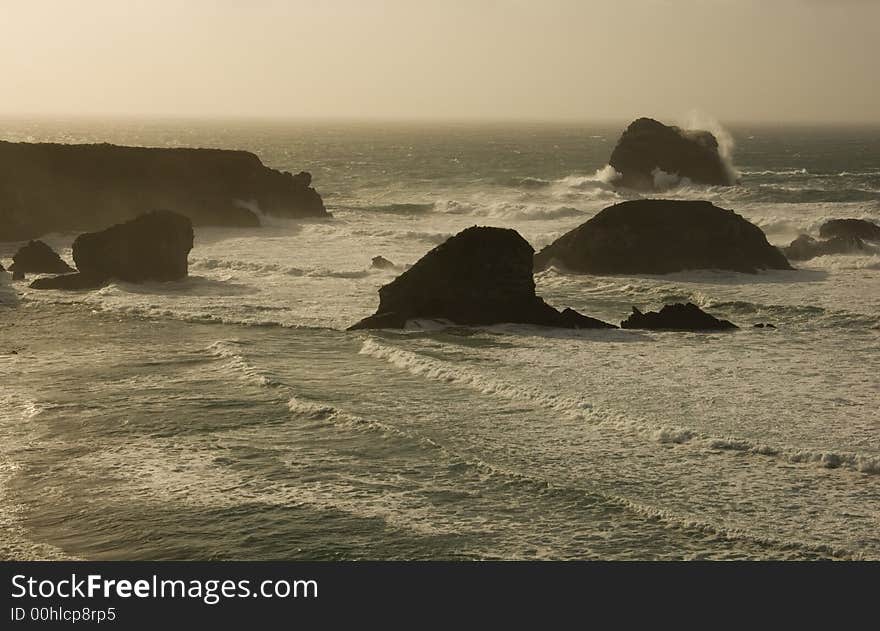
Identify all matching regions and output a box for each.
[73,210,193,283]
[9,240,74,274]
[0,140,327,240]
[782,234,865,261]
[608,118,734,190]
[349,226,615,330]
[29,273,107,290]
[371,256,396,270]
[534,199,792,274]
[621,303,737,331]
[818,219,880,241]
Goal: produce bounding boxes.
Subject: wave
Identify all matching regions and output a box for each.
[360,337,596,418]
[350,228,451,245]
[509,177,552,189]
[740,168,810,176]
[286,385,861,559]
[191,257,376,280]
[430,199,591,220]
[359,202,436,215]
[205,340,281,388]
[751,186,880,204]
[556,165,621,190]
[360,338,880,476]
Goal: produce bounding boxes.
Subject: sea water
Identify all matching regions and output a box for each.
[1,119,878,559]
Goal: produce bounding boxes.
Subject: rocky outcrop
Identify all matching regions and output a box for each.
[29,210,194,290]
[0,141,328,240]
[608,118,735,190]
[349,226,615,330]
[783,234,865,261]
[9,240,74,274]
[819,219,880,241]
[534,200,793,274]
[29,273,107,290]
[75,210,193,282]
[371,256,396,270]
[620,303,737,330]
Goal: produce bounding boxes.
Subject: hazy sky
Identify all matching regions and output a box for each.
[2,0,878,123]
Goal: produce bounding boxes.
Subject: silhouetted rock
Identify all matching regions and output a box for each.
[9,240,74,274]
[608,118,734,190]
[783,234,865,261]
[72,210,193,283]
[621,303,737,330]
[0,262,4,271]
[371,256,396,270]
[349,226,615,330]
[534,200,792,274]
[0,141,327,240]
[753,323,776,329]
[29,273,107,291]
[819,219,880,241]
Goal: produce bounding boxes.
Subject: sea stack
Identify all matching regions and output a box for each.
[0,140,329,240]
[608,117,735,190]
[9,240,75,275]
[30,210,193,290]
[534,199,793,275]
[349,226,614,330]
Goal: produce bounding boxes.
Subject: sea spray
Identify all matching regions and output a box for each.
[682,110,740,185]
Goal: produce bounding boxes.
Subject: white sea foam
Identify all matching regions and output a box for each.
[206,340,280,388]
[682,110,740,185]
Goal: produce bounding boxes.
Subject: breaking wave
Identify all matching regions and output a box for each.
[360,338,880,476]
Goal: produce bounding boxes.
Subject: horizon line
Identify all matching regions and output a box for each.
[2,112,880,129]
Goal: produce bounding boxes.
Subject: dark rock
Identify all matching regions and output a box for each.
[9,240,74,274]
[783,234,865,261]
[753,323,776,329]
[349,226,615,330]
[75,210,193,283]
[556,307,614,329]
[371,256,396,270]
[12,270,24,281]
[621,303,737,331]
[29,273,107,290]
[0,262,3,271]
[819,219,880,241]
[534,199,793,274]
[608,118,734,190]
[0,141,328,241]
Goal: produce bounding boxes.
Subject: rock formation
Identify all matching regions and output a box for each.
[818,219,880,241]
[349,226,615,330]
[29,210,194,290]
[607,118,735,190]
[783,234,865,261]
[371,256,396,270]
[620,303,737,330]
[0,140,328,240]
[534,200,793,274]
[9,240,74,274]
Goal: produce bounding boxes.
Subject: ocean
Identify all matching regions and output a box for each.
[1,118,878,560]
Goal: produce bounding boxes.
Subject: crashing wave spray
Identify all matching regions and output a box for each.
[682,110,739,185]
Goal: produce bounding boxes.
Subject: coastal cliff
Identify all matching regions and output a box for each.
[0,141,328,240]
